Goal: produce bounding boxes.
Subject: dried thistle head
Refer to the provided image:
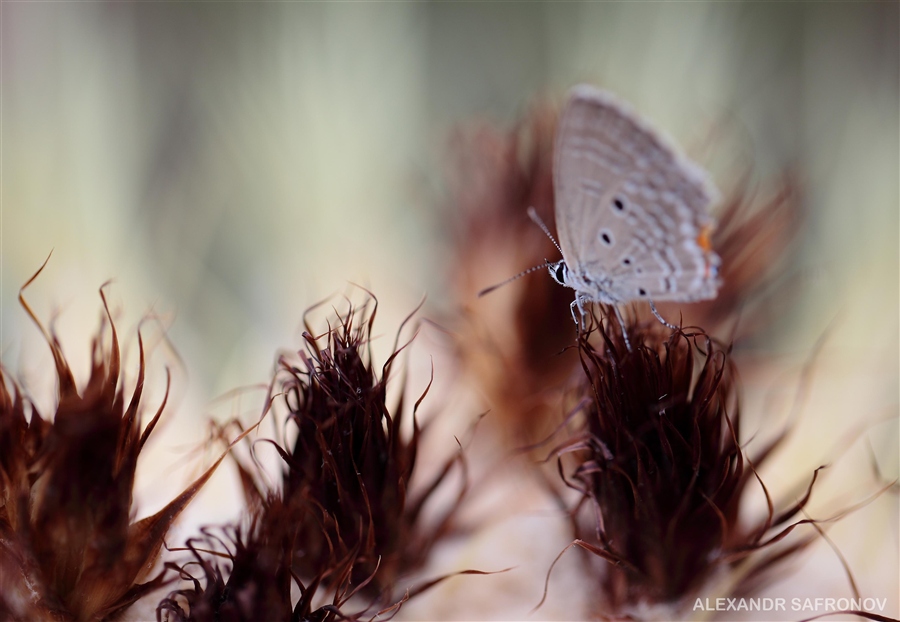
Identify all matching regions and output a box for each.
[159,296,464,618]
[276,298,459,595]
[156,497,361,622]
[552,314,823,618]
[0,272,224,621]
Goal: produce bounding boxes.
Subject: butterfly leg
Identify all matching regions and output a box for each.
[571,296,633,352]
[570,296,590,333]
[648,300,679,330]
[570,296,593,335]
[569,299,580,326]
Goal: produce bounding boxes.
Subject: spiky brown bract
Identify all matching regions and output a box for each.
[278,299,453,596]
[557,314,821,618]
[0,284,221,621]
[156,497,360,622]
[561,316,740,611]
[158,298,462,619]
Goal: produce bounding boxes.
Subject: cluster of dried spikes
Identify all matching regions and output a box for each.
[157,299,470,620]
[0,275,237,620]
[534,311,896,621]
[1,266,467,620]
[541,314,822,617]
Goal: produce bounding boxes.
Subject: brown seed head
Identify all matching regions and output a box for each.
[1,268,222,621]
[550,314,831,617]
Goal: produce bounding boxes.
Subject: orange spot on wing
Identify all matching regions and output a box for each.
[697,225,715,278]
[696,225,713,253]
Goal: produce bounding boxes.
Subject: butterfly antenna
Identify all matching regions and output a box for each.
[477,261,551,297]
[527,207,564,256]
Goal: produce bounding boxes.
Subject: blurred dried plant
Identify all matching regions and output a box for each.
[659,172,803,342]
[446,102,577,446]
[446,99,803,447]
[0,263,233,621]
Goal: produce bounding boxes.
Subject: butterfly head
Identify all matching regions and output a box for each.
[548,260,569,286]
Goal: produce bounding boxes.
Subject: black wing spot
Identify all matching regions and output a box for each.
[622,257,632,266]
[599,229,614,246]
[638,288,647,297]
[612,196,626,212]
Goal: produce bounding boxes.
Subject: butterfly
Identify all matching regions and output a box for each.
[541,85,721,339]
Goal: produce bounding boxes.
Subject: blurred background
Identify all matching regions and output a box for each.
[1,3,897,620]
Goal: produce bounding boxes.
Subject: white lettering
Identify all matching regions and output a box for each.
[698,595,885,614]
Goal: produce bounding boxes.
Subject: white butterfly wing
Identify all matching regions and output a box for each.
[553,85,721,303]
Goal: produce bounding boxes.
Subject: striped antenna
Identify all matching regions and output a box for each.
[477,207,562,297]
[477,261,552,297]
[527,206,563,255]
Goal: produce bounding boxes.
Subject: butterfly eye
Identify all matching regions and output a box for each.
[554,263,568,284]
